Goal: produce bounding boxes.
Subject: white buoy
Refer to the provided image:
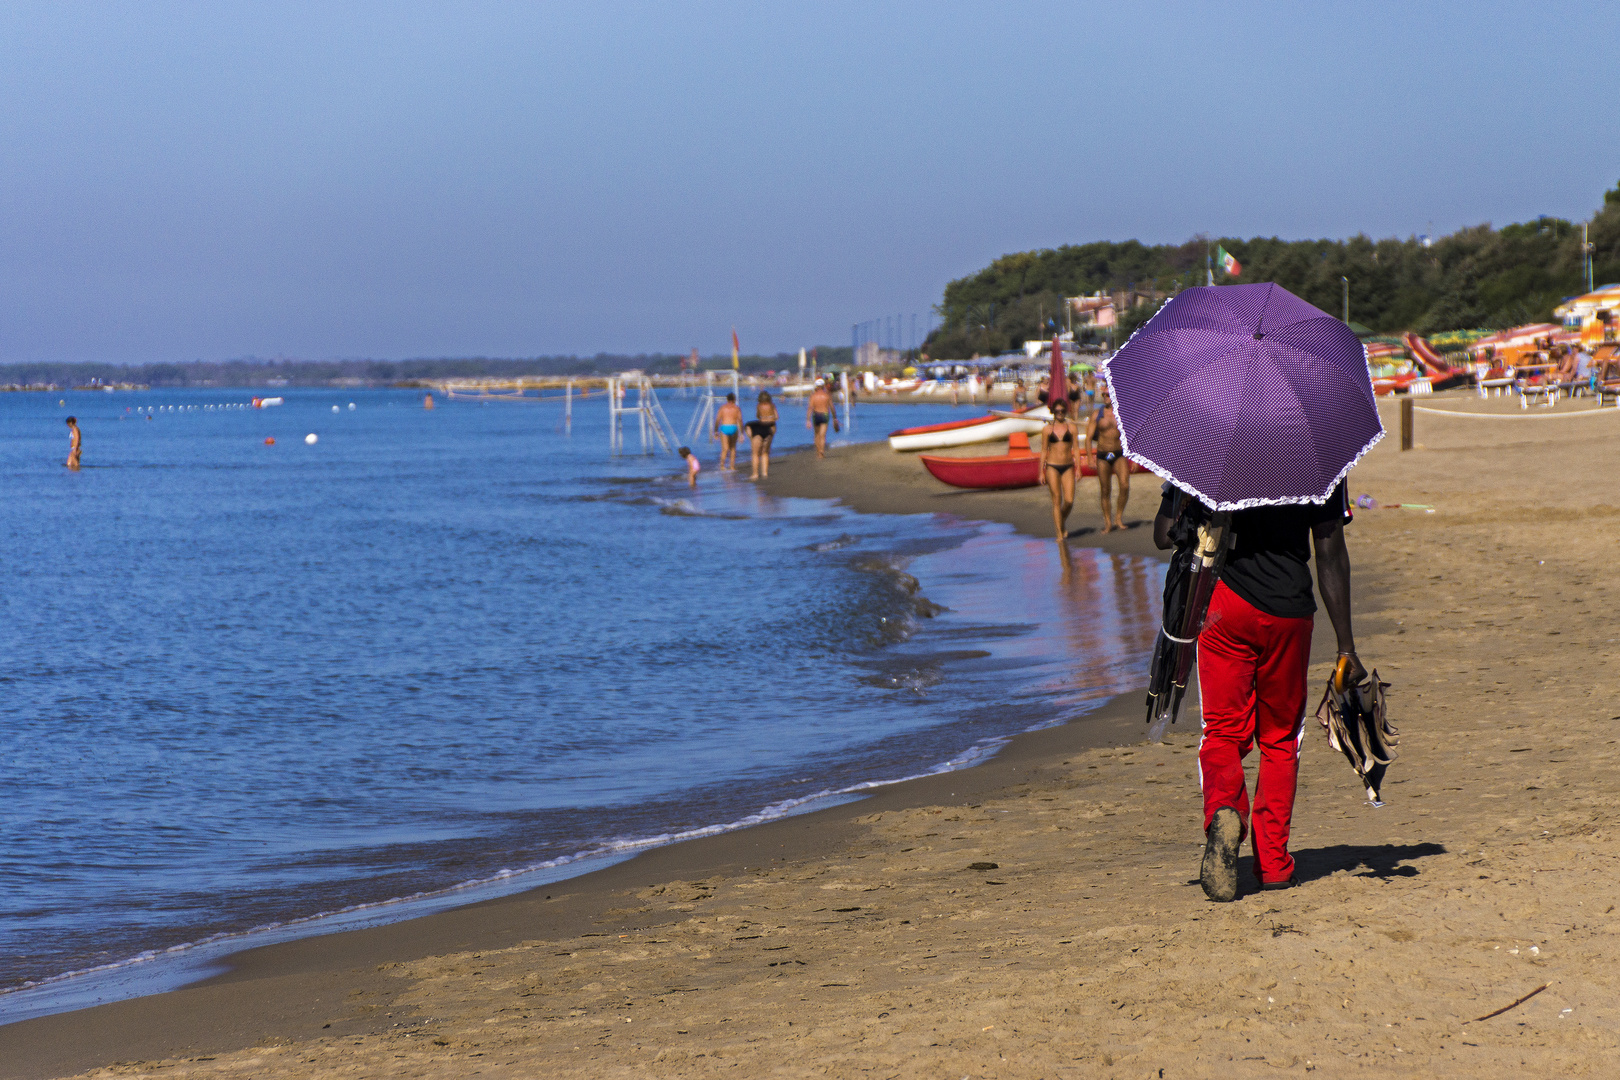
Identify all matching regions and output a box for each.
[332,405,340,412]
[348,402,356,410]
[305,433,318,445]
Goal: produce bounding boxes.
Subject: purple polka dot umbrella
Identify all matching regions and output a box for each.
[1103,283,1383,510]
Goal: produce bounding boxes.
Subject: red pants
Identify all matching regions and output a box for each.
[1197,581,1313,885]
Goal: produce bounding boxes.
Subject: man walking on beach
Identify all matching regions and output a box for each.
[1156,481,1362,901]
[807,379,836,459]
[65,416,81,471]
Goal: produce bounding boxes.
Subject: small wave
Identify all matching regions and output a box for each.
[649,497,745,519]
[808,533,860,552]
[858,666,944,695]
[850,556,945,619]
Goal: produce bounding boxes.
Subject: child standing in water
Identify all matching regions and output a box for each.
[679,446,701,488]
[65,416,81,471]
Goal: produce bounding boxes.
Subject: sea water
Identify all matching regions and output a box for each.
[0,387,1162,1017]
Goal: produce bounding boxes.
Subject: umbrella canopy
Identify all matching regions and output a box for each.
[1103,283,1382,510]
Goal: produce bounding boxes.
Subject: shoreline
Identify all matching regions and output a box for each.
[760,437,1166,559]
[13,392,1620,1075]
[0,436,1177,1079]
[0,686,1163,1078]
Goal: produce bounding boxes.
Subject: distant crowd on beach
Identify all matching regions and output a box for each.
[679,376,851,488]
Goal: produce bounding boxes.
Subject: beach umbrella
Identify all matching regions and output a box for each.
[1048,335,1066,408]
[1117,283,1382,737]
[1104,283,1382,510]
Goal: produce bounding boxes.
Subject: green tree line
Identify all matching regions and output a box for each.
[924,181,1620,359]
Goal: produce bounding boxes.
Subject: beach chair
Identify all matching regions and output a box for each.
[1479,366,1515,399]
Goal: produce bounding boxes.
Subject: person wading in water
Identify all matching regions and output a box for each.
[1040,398,1077,539]
[746,391,778,480]
[714,392,743,471]
[1086,389,1130,532]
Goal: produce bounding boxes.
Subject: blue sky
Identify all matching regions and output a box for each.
[1,1,1614,363]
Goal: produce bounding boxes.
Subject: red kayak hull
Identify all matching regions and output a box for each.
[921,454,1152,489]
[920,453,1042,489]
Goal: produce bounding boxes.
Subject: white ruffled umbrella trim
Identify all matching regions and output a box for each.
[1099,294,1384,511]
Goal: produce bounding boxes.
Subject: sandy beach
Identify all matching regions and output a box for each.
[8,393,1620,1078]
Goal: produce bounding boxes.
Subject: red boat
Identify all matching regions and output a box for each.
[920,451,1042,489]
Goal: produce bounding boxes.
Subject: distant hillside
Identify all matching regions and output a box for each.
[924,181,1620,359]
[0,348,854,388]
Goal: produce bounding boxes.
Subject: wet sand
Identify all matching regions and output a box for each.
[10,392,1620,1077]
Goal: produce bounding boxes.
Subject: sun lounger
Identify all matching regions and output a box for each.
[1478,363,1515,398]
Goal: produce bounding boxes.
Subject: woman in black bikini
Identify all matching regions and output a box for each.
[1041,398,1077,540]
[747,391,779,480]
[1086,389,1131,533]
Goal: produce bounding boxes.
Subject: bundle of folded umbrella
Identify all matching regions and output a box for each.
[1316,657,1399,806]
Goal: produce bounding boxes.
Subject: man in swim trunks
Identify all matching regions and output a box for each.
[807,379,834,459]
[1085,389,1129,532]
[1155,480,1361,901]
[714,392,743,470]
[65,416,81,471]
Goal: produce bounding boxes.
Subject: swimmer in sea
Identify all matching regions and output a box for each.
[65,416,81,471]
[679,445,700,488]
[807,379,834,459]
[1085,388,1130,532]
[746,390,779,480]
[714,392,743,470]
[1040,399,1077,539]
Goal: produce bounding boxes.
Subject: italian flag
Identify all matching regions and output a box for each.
[1217,245,1242,277]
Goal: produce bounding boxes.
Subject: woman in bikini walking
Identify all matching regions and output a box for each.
[1086,389,1131,533]
[1040,398,1077,540]
[746,391,779,480]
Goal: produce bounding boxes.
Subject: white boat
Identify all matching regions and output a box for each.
[887,413,1046,452]
[990,406,1053,422]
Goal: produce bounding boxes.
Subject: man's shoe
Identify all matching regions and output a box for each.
[1260,876,1297,891]
[1200,807,1243,903]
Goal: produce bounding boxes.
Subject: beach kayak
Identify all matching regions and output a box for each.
[888,414,1044,451]
[920,452,1042,489]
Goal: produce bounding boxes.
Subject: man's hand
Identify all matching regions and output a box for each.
[1337,650,1368,687]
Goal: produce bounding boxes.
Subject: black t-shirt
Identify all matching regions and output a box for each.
[1157,481,1351,620]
